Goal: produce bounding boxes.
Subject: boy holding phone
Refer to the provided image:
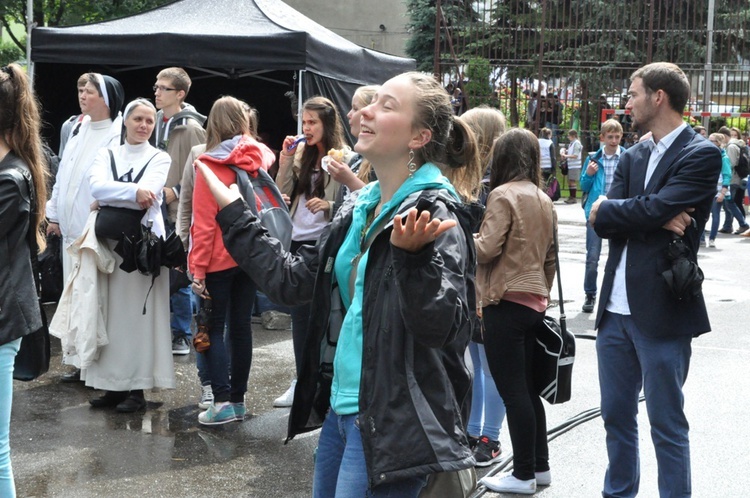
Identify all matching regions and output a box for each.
[579,119,623,312]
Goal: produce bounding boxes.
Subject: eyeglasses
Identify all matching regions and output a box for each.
[153,85,177,93]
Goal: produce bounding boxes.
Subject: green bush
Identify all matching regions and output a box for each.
[0,42,23,66]
[465,57,495,108]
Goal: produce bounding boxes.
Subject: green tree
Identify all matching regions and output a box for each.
[0,0,170,51]
[406,0,481,73]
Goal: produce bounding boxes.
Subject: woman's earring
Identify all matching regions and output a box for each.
[407,150,417,177]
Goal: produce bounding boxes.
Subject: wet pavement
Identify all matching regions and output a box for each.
[10,200,750,497]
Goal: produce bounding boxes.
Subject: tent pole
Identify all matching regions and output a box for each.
[297,70,304,135]
[26,0,34,86]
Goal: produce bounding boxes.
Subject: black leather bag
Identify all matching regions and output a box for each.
[534,315,575,404]
[13,310,51,381]
[95,206,147,241]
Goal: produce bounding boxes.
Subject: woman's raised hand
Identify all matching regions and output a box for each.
[390,208,456,253]
[327,159,366,191]
[281,135,297,156]
[195,160,242,209]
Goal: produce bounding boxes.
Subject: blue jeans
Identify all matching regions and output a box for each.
[597,311,692,498]
[205,267,255,403]
[0,338,21,498]
[585,221,603,296]
[708,197,723,240]
[467,341,506,441]
[721,187,747,230]
[171,286,192,337]
[313,410,427,498]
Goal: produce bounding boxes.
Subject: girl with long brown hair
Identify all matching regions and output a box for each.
[273,96,353,407]
[0,63,47,497]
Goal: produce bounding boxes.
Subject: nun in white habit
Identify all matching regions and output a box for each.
[84,98,175,412]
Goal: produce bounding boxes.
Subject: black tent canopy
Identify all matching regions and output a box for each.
[31,0,415,147]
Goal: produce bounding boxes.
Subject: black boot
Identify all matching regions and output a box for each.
[90,391,128,408]
[582,294,596,313]
[116,390,146,413]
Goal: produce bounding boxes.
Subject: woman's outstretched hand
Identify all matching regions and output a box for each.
[390,208,456,253]
[195,160,242,209]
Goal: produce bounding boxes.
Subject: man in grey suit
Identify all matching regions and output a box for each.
[589,62,721,498]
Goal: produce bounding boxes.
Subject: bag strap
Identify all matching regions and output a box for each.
[108,149,159,183]
[230,165,259,215]
[132,153,160,183]
[552,220,567,335]
[108,149,119,180]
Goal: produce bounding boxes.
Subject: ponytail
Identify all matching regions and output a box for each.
[441,117,482,202]
[0,64,47,251]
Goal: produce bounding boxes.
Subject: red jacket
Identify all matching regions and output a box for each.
[189,134,275,279]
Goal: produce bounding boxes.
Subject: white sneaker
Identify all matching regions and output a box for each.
[198,384,214,410]
[273,379,297,408]
[709,239,716,248]
[480,472,536,495]
[536,470,552,486]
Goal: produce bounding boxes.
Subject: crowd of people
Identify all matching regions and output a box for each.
[0,60,734,497]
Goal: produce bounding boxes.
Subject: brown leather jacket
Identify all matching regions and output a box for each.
[474,181,556,307]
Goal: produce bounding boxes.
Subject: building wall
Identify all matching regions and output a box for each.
[282,0,410,57]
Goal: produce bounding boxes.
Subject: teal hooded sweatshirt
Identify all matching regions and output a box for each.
[330,163,460,415]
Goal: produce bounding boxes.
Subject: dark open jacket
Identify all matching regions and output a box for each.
[217,188,478,487]
[0,153,43,346]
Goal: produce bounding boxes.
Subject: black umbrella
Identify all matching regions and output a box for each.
[661,235,703,301]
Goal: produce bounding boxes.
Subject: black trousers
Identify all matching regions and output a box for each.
[482,300,549,480]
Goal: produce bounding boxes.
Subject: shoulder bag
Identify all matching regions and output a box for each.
[95,150,157,241]
[533,222,576,404]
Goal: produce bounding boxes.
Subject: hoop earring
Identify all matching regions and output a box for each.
[407,150,417,177]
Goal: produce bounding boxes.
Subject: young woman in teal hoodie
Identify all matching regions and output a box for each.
[196,72,481,497]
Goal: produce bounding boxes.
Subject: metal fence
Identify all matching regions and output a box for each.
[435,0,750,151]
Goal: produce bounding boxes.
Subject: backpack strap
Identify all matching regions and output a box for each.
[229,165,259,215]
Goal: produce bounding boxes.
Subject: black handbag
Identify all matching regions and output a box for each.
[94,150,157,241]
[533,223,575,404]
[95,206,146,241]
[13,310,51,381]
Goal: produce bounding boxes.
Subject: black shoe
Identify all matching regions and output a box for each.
[60,369,81,383]
[718,227,733,234]
[733,225,750,235]
[473,436,502,467]
[172,335,190,355]
[116,394,147,413]
[90,391,128,408]
[468,435,479,451]
[582,294,596,313]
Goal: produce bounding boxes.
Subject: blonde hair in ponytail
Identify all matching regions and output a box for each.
[0,64,47,251]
